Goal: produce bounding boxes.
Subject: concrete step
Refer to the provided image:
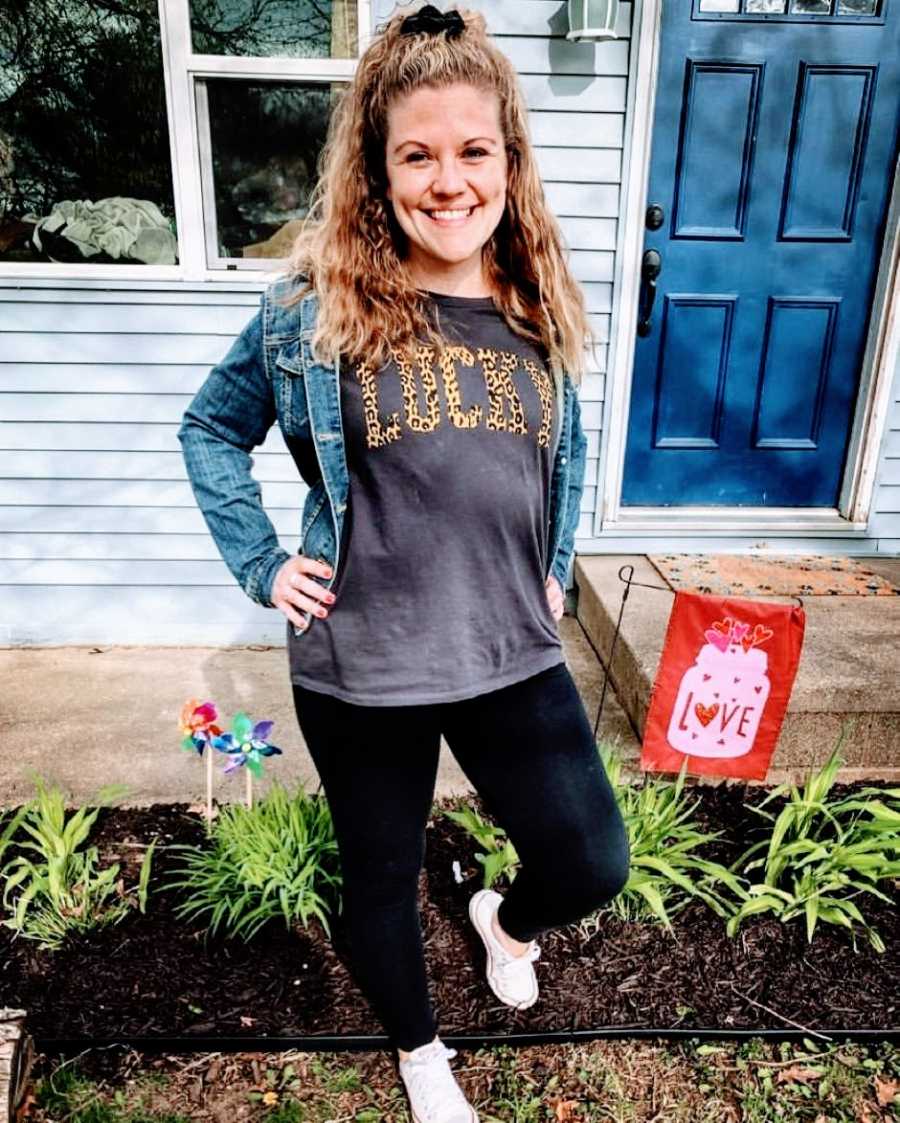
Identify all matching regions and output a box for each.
[574,555,900,785]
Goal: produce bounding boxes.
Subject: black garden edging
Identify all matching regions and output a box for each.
[32,1027,900,1057]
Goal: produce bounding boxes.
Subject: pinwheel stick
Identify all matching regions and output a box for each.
[206,745,214,831]
[246,768,252,810]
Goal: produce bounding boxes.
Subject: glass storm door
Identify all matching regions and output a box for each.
[622,0,900,507]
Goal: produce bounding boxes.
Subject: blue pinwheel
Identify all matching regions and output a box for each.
[211,711,282,778]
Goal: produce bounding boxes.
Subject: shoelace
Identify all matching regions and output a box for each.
[401,1040,468,1119]
[495,941,541,983]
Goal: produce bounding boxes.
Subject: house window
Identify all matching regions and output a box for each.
[0,0,178,266]
[696,0,882,16]
[197,78,342,265]
[189,0,358,58]
[175,0,364,273]
[0,0,367,276]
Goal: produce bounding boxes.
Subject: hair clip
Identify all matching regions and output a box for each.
[399,4,465,39]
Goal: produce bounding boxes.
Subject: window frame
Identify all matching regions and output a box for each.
[693,0,884,21]
[0,0,371,282]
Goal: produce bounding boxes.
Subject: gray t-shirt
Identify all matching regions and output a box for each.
[287,290,564,705]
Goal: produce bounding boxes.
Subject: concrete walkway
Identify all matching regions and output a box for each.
[0,616,639,810]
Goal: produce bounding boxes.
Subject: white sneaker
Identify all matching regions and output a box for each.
[468,889,541,1010]
[398,1037,478,1123]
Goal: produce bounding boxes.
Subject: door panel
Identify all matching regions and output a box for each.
[622,1,900,507]
[780,64,875,240]
[673,63,761,240]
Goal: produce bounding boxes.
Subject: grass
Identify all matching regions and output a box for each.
[33,1060,190,1122]
[21,1038,900,1122]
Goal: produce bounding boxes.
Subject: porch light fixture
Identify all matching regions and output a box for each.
[566,0,620,40]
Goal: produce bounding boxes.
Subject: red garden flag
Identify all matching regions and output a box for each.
[640,592,805,781]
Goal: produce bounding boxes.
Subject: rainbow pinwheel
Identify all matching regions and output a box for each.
[211,711,282,778]
[179,698,222,755]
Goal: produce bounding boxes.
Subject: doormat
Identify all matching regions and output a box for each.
[649,554,900,597]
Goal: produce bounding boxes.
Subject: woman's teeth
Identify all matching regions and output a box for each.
[425,207,475,223]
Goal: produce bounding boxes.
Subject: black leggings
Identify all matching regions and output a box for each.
[291,660,630,1053]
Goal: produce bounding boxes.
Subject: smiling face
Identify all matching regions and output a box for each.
[384,82,508,296]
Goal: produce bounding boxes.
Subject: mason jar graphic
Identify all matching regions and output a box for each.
[666,640,771,759]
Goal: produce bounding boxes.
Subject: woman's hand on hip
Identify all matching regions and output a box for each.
[272,556,335,630]
[545,574,564,622]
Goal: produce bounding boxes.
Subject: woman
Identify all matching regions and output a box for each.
[178,5,630,1120]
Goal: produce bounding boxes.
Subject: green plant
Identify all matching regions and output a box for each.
[581,744,748,936]
[161,778,342,941]
[441,802,520,889]
[726,732,900,953]
[246,1061,304,1109]
[483,1045,544,1123]
[35,1055,193,1122]
[0,774,154,951]
[0,803,28,866]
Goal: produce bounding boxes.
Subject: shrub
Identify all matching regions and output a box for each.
[726,735,900,953]
[578,744,746,936]
[0,774,155,951]
[161,779,341,941]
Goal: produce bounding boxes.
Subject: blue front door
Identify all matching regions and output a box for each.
[622,0,900,507]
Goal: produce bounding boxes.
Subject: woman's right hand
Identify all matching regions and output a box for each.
[271,555,335,630]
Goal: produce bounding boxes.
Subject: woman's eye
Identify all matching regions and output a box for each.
[464,148,487,158]
[407,152,429,163]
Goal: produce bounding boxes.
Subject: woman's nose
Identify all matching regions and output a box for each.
[430,158,467,196]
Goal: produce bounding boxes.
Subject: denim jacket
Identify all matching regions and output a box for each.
[177,276,588,638]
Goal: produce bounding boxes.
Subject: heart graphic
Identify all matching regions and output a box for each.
[711,617,733,637]
[702,674,712,681]
[741,624,774,653]
[731,622,750,642]
[705,629,730,653]
[695,702,719,727]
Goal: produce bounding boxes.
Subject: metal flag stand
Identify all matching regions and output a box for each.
[592,563,672,740]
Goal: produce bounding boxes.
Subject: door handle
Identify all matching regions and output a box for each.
[637,248,662,338]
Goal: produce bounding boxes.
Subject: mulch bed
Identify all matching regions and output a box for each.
[1,782,897,1041]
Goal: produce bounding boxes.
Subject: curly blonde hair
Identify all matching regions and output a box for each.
[276,3,594,383]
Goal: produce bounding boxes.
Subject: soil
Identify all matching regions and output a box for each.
[1,782,897,1042]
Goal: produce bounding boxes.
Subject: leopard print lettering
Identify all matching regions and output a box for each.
[521,357,554,449]
[354,359,402,449]
[479,347,528,436]
[353,345,552,450]
[438,345,482,430]
[394,345,442,435]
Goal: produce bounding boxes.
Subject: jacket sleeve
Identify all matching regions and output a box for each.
[176,298,292,608]
[549,375,588,590]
